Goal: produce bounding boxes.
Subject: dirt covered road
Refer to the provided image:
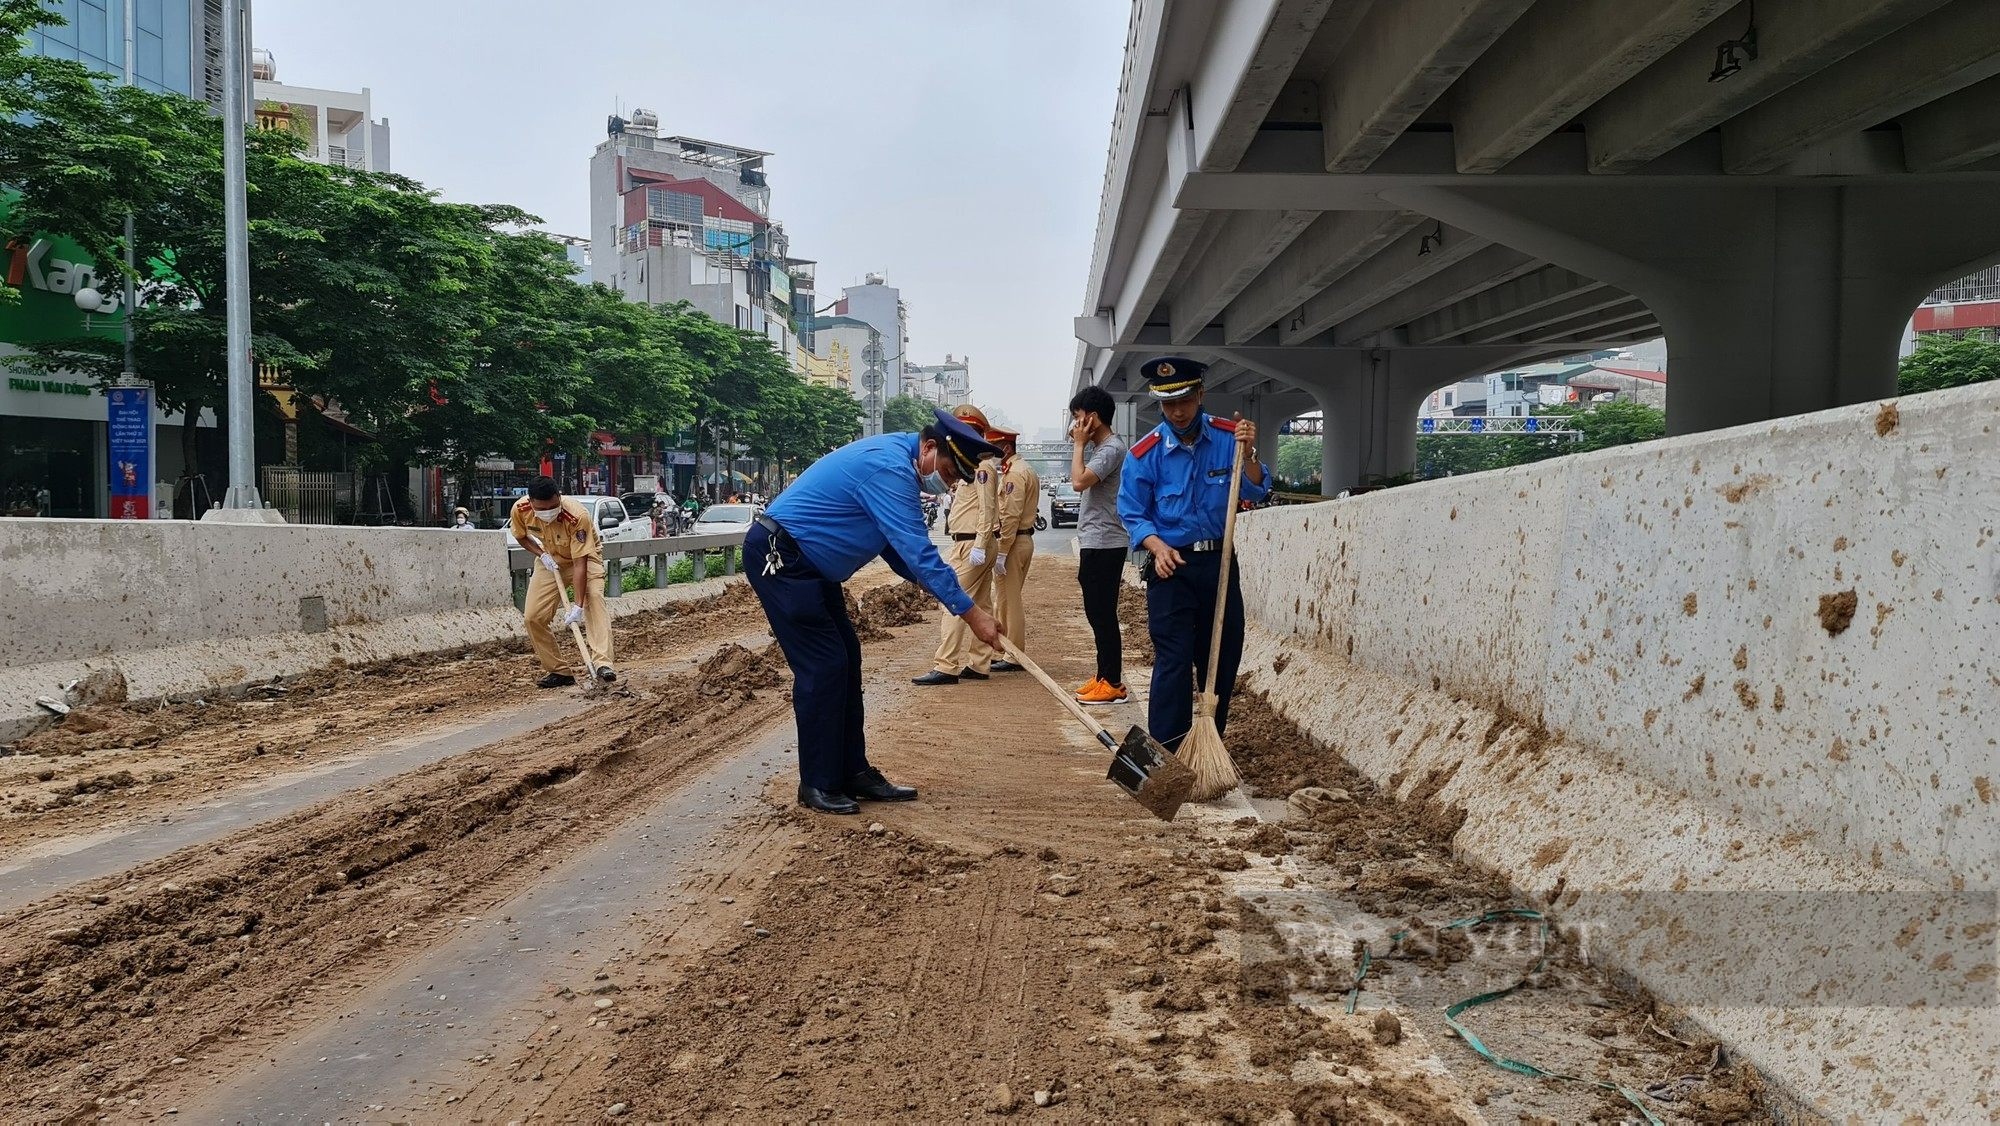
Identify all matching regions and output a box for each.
[0,559,1769,1124]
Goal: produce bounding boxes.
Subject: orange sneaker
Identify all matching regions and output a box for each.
[1073,676,1104,700]
[1077,679,1128,706]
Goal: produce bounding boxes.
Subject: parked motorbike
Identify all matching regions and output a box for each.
[923,497,940,528]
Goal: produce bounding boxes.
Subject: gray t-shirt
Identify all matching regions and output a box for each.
[1076,435,1129,549]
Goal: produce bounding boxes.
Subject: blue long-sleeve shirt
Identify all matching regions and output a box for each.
[765,433,974,615]
[1117,414,1271,549]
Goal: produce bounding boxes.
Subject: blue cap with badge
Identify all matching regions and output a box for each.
[930,408,1004,476]
[1139,356,1207,400]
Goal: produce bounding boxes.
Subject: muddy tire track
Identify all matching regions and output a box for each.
[0,643,795,1123]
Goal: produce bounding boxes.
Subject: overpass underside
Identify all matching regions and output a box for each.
[1076,0,2000,491]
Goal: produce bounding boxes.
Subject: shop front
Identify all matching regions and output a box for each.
[2,198,214,519]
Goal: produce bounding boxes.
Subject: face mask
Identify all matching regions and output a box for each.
[1169,410,1204,441]
[919,470,951,496]
[532,506,561,522]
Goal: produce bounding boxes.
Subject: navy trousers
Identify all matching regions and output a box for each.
[1145,551,1246,752]
[744,524,869,791]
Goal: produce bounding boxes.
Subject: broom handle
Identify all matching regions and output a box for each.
[998,636,1120,751]
[1200,424,1248,699]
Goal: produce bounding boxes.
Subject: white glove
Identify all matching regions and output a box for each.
[539,552,559,573]
[995,553,1009,577]
[563,605,583,626]
[968,547,987,567]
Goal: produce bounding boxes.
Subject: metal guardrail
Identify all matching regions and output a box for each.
[506,530,748,609]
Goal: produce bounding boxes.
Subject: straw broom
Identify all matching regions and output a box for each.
[1179,416,1248,801]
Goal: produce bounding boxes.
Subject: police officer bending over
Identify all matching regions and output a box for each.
[511,475,616,689]
[1117,357,1269,753]
[747,409,1007,815]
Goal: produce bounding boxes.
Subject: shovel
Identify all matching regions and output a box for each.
[548,566,608,691]
[995,637,1193,821]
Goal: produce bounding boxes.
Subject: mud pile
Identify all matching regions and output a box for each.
[848,581,935,640]
[1219,688,1771,1122]
[1118,582,1154,664]
[695,642,788,696]
[10,707,166,758]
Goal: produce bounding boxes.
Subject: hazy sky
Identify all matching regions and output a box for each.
[252,0,1129,438]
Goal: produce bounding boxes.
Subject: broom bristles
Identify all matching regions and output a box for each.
[1179,693,1240,801]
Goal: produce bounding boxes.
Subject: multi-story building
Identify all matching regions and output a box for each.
[811,315,887,433]
[545,234,591,286]
[1907,265,2000,346]
[27,0,241,109]
[251,48,391,172]
[830,274,907,399]
[587,113,811,359]
[4,0,246,519]
[904,357,971,408]
[796,341,851,392]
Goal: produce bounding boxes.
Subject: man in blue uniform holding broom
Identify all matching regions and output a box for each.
[747,408,1007,815]
[1118,357,1268,754]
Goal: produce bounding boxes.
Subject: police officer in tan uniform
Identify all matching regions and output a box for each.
[987,428,1040,673]
[510,475,616,688]
[915,404,1002,686]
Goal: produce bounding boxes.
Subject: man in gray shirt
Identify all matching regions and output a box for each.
[1067,385,1130,705]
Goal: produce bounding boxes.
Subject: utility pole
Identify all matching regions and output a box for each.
[216,0,266,514]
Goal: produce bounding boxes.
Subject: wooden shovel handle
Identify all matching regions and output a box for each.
[1202,433,1248,697]
[997,636,1118,750]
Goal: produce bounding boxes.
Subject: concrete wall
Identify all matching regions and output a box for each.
[0,520,512,669]
[1233,382,2000,1116]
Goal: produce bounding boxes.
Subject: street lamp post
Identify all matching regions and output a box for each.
[216,0,264,514]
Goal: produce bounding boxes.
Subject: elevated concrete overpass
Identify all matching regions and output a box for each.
[1075,0,2000,491]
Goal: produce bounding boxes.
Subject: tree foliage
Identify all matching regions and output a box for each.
[1410,401,1665,482]
[1,13,856,502]
[1898,334,2000,395]
[881,394,935,434]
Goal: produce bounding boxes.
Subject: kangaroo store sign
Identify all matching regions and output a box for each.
[1,192,123,345]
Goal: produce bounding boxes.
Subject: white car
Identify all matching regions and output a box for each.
[691,503,761,536]
[505,495,652,548]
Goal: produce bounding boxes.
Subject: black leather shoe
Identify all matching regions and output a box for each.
[846,768,917,802]
[595,666,617,682]
[536,672,576,689]
[958,668,990,680]
[911,670,959,686]
[991,661,1024,673]
[797,785,861,815]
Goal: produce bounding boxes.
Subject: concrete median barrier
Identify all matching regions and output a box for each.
[1233,382,2000,1119]
[0,520,745,743]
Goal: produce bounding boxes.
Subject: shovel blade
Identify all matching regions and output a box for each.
[1107,725,1194,821]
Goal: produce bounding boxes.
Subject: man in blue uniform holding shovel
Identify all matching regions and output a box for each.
[1118,357,1268,753]
[747,409,1007,815]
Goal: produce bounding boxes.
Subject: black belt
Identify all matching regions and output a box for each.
[1014,528,1035,537]
[1174,539,1222,553]
[952,532,977,541]
[753,512,794,548]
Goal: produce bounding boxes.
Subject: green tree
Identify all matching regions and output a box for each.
[1410,401,1663,481]
[1275,435,1320,487]
[1898,334,2000,395]
[1567,400,1665,450]
[881,394,934,433]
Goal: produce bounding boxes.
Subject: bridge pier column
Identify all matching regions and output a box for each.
[1391,182,2000,435]
[1214,346,1544,494]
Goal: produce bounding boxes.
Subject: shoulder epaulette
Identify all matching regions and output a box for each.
[1130,432,1162,457]
[512,498,531,511]
[1206,416,1237,432]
